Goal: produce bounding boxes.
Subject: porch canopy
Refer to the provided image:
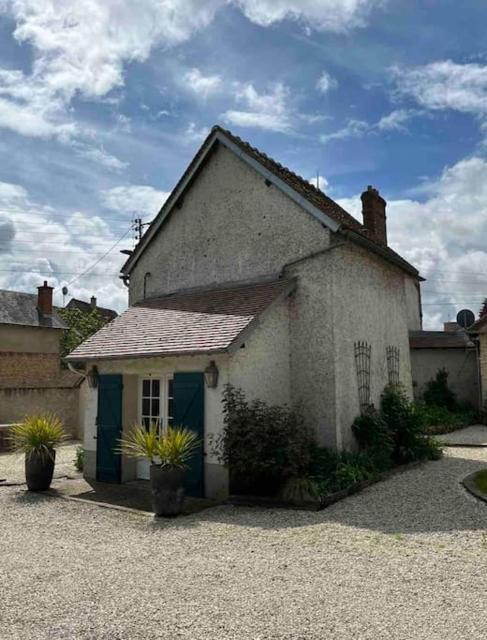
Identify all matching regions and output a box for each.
[65,278,295,362]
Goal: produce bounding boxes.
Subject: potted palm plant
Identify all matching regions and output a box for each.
[10,414,66,491]
[120,424,200,516]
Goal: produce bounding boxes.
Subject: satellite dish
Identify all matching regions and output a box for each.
[456,308,475,329]
[62,286,69,296]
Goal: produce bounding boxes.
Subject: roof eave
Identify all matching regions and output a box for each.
[65,346,230,363]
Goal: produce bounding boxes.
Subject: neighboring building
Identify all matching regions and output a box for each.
[0,282,82,440]
[67,125,422,499]
[65,296,117,323]
[410,325,479,408]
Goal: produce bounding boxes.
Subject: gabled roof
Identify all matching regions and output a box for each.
[409,330,470,349]
[65,298,117,322]
[121,125,420,280]
[0,289,66,330]
[66,278,294,362]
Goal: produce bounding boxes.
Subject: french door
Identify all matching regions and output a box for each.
[136,375,174,479]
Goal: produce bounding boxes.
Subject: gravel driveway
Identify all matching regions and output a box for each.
[2,446,487,640]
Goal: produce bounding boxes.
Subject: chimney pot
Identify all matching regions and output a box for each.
[37,281,53,315]
[90,296,97,310]
[361,185,387,245]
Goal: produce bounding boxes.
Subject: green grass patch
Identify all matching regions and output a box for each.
[474,469,487,495]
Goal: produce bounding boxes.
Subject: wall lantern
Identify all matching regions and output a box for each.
[204,361,219,388]
[87,365,99,389]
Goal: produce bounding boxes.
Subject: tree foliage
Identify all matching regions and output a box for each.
[58,308,107,359]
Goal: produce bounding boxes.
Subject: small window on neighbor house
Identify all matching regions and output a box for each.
[141,378,161,431]
[386,346,400,385]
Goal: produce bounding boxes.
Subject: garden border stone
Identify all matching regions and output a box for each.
[228,460,425,511]
[461,470,487,504]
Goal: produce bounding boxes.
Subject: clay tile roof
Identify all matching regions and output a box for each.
[122,125,420,279]
[66,279,294,362]
[409,330,470,349]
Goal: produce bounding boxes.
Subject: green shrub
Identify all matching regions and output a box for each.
[423,368,457,411]
[352,406,393,471]
[74,446,85,472]
[414,403,475,435]
[381,384,442,463]
[214,385,314,496]
[309,446,377,497]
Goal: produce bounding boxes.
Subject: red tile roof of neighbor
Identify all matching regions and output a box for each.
[409,330,471,349]
[121,126,420,279]
[66,279,294,362]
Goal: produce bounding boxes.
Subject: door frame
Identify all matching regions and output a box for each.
[136,373,173,480]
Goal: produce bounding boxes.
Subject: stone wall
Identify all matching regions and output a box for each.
[0,352,60,385]
[0,386,80,438]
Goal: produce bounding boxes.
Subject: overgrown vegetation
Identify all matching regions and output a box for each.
[214,385,314,496]
[74,446,85,472]
[415,368,476,434]
[58,308,107,359]
[216,383,441,503]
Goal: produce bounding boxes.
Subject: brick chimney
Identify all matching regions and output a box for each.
[37,281,53,315]
[361,185,387,245]
[90,296,97,310]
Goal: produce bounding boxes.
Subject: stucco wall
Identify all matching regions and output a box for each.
[478,333,487,407]
[228,298,291,407]
[403,276,422,331]
[0,387,79,437]
[284,240,414,449]
[410,348,479,408]
[0,324,61,353]
[129,143,330,304]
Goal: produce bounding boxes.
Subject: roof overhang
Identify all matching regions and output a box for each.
[121,129,340,276]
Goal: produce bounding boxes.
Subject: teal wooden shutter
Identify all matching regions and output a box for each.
[173,372,204,497]
[96,374,123,483]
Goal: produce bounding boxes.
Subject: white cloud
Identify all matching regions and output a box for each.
[184,122,211,143]
[316,71,338,93]
[392,60,487,114]
[102,185,169,217]
[320,118,369,142]
[321,109,418,142]
[183,68,222,99]
[234,0,384,32]
[0,180,132,311]
[337,157,487,328]
[223,83,294,133]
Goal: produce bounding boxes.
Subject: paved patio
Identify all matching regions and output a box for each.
[1,441,487,639]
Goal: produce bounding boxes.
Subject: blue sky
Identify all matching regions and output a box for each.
[1,1,487,327]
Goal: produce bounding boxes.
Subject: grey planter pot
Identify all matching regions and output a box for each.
[150,464,186,517]
[25,449,56,491]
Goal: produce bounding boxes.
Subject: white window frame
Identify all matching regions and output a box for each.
[138,374,174,435]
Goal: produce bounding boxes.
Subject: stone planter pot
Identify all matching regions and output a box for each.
[150,464,186,517]
[25,449,56,491]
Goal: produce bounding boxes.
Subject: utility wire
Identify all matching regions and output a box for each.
[64,226,133,287]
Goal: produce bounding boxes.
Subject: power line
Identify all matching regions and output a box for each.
[65,226,132,287]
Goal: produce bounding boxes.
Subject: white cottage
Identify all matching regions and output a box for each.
[67,126,423,500]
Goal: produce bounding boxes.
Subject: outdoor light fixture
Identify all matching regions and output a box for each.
[87,365,99,389]
[204,361,219,388]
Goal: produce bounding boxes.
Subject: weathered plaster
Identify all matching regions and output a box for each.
[129,143,330,304]
[410,348,479,408]
[0,324,61,353]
